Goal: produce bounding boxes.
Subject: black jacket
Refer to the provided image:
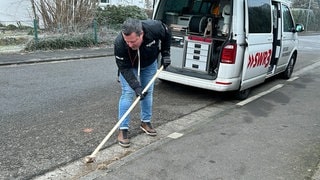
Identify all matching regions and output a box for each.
[114,19,171,90]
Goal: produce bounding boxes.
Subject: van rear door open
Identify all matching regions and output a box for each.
[154,0,303,99]
[241,0,273,90]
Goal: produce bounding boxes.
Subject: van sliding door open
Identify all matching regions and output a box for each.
[241,0,273,90]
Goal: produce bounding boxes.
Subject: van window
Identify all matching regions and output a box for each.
[162,0,214,15]
[163,0,189,14]
[248,0,272,33]
[191,0,212,14]
[282,4,294,32]
[272,5,278,29]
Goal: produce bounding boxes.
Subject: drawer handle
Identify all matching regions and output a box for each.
[192,64,199,69]
[195,44,201,48]
[193,56,200,60]
[194,50,200,54]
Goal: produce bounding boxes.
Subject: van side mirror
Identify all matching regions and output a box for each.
[295,24,305,33]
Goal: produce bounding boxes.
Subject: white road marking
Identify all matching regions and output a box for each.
[167,132,184,139]
[236,60,320,106]
[237,84,284,106]
[293,60,320,76]
[287,76,299,82]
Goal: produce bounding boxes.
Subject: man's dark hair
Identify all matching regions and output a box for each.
[121,18,143,36]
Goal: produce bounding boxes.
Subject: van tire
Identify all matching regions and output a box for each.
[281,54,296,79]
[234,88,251,100]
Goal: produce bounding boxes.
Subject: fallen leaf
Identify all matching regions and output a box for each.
[83,128,94,133]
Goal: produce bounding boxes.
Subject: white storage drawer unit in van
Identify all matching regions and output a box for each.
[184,39,211,71]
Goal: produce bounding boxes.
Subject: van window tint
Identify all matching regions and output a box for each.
[282,4,294,32]
[163,0,213,15]
[272,5,278,29]
[191,0,212,14]
[248,0,272,33]
[163,0,188,13]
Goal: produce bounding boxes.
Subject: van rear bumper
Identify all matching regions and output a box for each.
[158,71,241,92]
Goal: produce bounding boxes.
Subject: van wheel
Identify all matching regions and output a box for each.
[234,88,251,100]
[281,54,296,79]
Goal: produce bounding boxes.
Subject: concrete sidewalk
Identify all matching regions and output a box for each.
[0,47,113,66]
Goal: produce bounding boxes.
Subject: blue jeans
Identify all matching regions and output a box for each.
[118,60,157,129]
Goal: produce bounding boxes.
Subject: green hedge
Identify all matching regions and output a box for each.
[25,35,96,51]
[96,5,148,26]
[24,5,148,51]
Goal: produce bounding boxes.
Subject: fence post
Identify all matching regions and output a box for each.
[33,19,39,47]
[306,0,312,32]
[93,18,98,45]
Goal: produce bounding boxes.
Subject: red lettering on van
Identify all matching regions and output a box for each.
[247,49,272,68]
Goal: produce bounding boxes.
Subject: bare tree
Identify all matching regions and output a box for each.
[30,0,99,32]
[292,0,320,9]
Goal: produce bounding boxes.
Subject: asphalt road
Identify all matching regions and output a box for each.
[0,34,320,179]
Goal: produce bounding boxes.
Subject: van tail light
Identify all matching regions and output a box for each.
[221,44,237,64]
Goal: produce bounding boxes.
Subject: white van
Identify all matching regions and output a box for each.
[154,0,304,99]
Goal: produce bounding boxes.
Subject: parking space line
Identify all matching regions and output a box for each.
[237,84,284,106]
[287,76,299,82]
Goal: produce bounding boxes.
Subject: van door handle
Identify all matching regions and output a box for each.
[240,42,248,47]
[267,38,273,41]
